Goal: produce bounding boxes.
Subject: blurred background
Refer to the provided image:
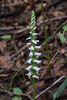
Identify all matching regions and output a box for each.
[0,0,67,100]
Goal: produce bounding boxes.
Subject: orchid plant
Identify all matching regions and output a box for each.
[26,11,41,100]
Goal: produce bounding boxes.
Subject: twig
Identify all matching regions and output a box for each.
[8,45,27,60]
[26,92,33,100]
[0,16,67,33]
[41,51,59,78]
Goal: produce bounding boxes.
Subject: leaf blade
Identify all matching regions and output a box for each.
[62,24,67,31]
[59,32,66,45]
[12,96,22,100]
[0,35,12,39]
[53,78,67,100]
[13,88,22,95]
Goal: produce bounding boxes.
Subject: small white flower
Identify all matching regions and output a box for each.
[30,31,32,34]
[34,27,37,30]
[26,43,31,45]
[35,46,41,49]
[32,75,39,79]
[31,26,33,29]
[32,40,39,44]
[31,18,34,20]
[31,21,36,24]
[27,58,32,63]
[26,65,32,71]
[27,72,32,79]
[30,22,35,25]
[29,52,33,56]
[31,17,34,21]
[29,46,34,50]
[31,23,35,29]
[26,37,31,40]
[31,21,34,24]
[33,67,41,73]
[31,16,35,21]
[34,60,41,64]
[35,52,41,56]
[33,33,38,35]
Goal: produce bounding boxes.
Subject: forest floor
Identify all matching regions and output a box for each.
[0,0,67,100]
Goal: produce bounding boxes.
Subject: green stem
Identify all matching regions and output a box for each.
[32,78,35,100]
[11,40,27,89]
[41,0,50,63]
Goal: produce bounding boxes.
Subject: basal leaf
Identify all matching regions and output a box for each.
[53,78,67,100]
[12,96,22,100]
[62,24,67,31]
[0,35,12,39]
[13,88,22,95]
[59,32,66,45]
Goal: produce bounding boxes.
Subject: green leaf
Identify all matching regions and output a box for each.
[0,35,12,39]
[59,32,66,45]
[12,96,22,100]
[62,24,67,31]
[13,88,22,95]
[53,78,67,100]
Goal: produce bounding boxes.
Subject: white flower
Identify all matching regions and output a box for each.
[26,37,31,40]
[29,52,33,57]
[26,43,31,45]
[27,58,32,63]
[31,26,33,28]
[27,72,32,79]
[31,18,34,20]
[28,46,34,50]
[26,65,32,71]
[31,21,34,24]
[31,23,35,29]
[31,21,36,24]
[33,33,38,35]
[35,46,41,49]
[32,40,39,44]
[31,17,35,21]
[33,66,41,73]
[35,52,41,56]
[30,31,32,34]
[34,27,37,30]
[33,60,41,64]
[32,75,39,79]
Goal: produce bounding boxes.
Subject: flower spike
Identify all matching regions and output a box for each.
[26,11,41,79]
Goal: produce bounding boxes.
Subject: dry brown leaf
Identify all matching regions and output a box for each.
[53,11,64,17]
[35,81,45,89]
[0,74,9,77]
[36,3,46,11]
[0,41,7,53]
[60,49,67,54]
[0,56,13,69]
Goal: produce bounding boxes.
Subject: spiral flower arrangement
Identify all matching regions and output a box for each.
[26,11,41,80]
